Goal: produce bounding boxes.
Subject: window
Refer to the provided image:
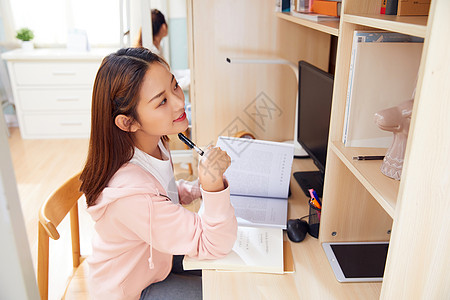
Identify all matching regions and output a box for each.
[10,0,120,47]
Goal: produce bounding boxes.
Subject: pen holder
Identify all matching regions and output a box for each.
[308,201,321,239]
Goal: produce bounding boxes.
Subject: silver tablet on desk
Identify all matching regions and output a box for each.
[322,241,389,282]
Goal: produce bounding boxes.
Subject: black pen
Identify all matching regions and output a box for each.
[352,155,385,161]
[178,133,204,156]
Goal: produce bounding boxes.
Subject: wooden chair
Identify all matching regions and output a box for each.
[37,171,90,300]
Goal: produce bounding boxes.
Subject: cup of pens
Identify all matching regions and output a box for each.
[308,189,321,239]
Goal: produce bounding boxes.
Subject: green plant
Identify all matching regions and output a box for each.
[16,27,34,42]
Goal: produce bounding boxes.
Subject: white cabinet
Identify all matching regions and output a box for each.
[2,48,115,139]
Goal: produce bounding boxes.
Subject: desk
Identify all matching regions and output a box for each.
[202,158,382,299]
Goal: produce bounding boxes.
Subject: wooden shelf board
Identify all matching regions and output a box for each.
[343,14,428,38]
[329,141,399,218]
[277,12,339,36]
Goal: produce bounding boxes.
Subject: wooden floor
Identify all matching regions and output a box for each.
[7,127,196,299]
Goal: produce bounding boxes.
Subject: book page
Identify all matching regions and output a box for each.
[231,195,288,229]
[216,136,294,198]
[197,193,288,229]
[183,226,284,274]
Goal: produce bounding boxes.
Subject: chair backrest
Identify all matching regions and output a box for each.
[37,172,83,300]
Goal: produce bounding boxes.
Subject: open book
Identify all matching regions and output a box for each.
[183,137,294,274]
[216,136,294,229]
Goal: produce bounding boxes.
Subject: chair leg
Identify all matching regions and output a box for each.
[37,223,49,300]
[70,203,81,268]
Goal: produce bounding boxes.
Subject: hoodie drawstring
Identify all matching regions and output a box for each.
[147,198,155,269]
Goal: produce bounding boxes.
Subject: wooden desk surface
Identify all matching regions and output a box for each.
[202,158,382,300]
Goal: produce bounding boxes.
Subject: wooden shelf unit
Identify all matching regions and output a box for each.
[190,1,449,298]
[282,0,450,298]
[323,1,430,236]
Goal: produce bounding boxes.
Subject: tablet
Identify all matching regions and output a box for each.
[322,241,389,282]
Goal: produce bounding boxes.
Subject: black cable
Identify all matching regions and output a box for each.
[287,214,309,223]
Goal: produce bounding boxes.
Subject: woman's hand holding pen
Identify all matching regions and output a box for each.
[198,146,231,192]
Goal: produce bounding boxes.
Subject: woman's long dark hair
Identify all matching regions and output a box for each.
[80,47,167,207]
[152,9,167,37]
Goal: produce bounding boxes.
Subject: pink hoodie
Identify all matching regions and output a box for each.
[87,163,237,299]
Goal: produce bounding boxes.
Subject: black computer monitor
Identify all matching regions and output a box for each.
[294,61,334,198]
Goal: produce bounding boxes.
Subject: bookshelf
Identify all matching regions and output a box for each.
[190,0,449,298]
[279,0,449,298]
[320,0,449,299]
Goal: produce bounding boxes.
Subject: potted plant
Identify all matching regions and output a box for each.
[16,27,35,50]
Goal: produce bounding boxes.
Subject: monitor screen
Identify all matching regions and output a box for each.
[297,61,334,173]
[293,61,333,197]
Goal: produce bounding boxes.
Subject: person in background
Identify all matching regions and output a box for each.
[135,8,191,92]
[135,9,168,58]
[80,47,237,299]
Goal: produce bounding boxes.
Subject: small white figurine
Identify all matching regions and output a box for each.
[374,99,414,180]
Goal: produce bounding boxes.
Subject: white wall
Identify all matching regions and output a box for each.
[168,0,187,18]
[0,108,39,298]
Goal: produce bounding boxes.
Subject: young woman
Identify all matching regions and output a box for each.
[80,47,237,300]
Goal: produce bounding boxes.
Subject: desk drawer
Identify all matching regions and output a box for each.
[22,113,90,138]
[18,89,92,111]
[12,62,100,86]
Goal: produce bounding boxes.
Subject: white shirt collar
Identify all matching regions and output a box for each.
[129,140,179,204]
